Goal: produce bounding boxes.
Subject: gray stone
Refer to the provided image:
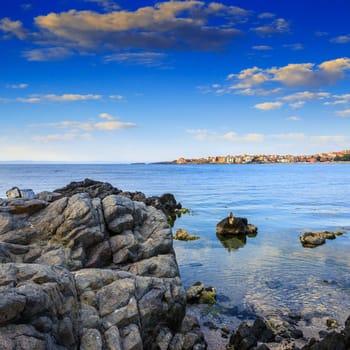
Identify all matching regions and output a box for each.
[121,324,143,350]
[104,326,122,350]
[80,328,103,350]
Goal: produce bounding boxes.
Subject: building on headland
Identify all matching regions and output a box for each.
[174,150,350,165]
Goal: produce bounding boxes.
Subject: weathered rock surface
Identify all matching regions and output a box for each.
[0,180,206,350]
[216,212,257,236]
[300,231,343,248]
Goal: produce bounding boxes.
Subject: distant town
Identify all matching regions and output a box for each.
[172,150,350,165]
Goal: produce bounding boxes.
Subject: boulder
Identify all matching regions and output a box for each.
[0,180,207,350]
[216,212,257,236]
[6,187,35,200]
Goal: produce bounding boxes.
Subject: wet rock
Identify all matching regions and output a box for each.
[174,228,200,241]
[300,231,343,248]
[326,318,339,329]
[186,282,217,305]
[216,212,257,236]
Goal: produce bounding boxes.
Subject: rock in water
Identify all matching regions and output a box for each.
[216,212,257,236]
[300,230,342,248]
[0,180,207,350]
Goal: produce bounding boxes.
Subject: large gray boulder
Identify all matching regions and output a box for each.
[0,180,207,350]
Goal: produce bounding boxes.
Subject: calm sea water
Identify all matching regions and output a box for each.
[1,163,350,329]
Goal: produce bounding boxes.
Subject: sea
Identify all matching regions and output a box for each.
[1,163,350,333]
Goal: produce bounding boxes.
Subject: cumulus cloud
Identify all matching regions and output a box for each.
[330,34,350,44]
[254,101,282,110]
[0,18,27,39]
[225,57,350,90]
[23,47,73,61]
[31,2,248,52]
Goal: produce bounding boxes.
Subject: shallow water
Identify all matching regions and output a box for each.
[1,163,349,329]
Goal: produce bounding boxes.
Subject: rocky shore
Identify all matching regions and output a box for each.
[0,179,206,350]
[1,179,349,350]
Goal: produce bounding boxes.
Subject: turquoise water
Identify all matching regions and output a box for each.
[1,163,350,327]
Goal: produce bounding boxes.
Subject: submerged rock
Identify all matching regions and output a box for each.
[0,180,207,350]
[216,212,257,236]
[186,282,217,305]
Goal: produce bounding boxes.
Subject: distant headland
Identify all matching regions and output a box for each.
[169,150,350,165]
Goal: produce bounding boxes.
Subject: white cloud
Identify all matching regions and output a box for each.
[16,94,102,103]
[31,2,247,53]
[324,94,350,105]
[289,101,305,109]
[224,57,350,90]
[258,12,275,19]
[188,129,348,148]
[281,91,330,101]
[85,0,120,11]
[6,83,28,89]
[105,52,167,67]
[109,95,125,101]
[330,34,350,44]
[51,115,136,132]
[287,116,301,121]
[283,43,304,51]
[254,101,282,110]
[32,133,92,143]
[252,45,272,51]
[336,109,350,117]
[235,87,282,96]
[22,47,73,61]
[99,113,114,120]
[252,18,290,35]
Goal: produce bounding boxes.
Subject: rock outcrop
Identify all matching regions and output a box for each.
[216,212,257,236]
[0,180,207,350]
[300,231,343,248]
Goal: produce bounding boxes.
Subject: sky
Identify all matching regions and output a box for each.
[0,0,350,162]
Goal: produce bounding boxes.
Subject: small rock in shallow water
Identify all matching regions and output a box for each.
[174,228,200,241]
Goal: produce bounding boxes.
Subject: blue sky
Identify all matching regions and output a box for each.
[0,0,350,162]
